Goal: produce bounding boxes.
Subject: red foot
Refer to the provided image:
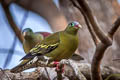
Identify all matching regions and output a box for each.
[54,61,59,65]
[53,61,64,73]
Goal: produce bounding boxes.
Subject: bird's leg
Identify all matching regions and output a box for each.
[53,59,69,73]
[53,61,61,72]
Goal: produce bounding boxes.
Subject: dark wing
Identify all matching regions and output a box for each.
[70,53,84,61]
[21,32,60,60]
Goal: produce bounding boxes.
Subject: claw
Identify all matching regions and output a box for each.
[53,61,59,70]
[54,61,59,65]
[53,61,64,73]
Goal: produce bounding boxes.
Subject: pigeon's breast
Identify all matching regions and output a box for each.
[54,32,78,60]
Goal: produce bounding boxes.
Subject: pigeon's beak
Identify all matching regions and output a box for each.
[23,32,27,36]
[78,24,82,28]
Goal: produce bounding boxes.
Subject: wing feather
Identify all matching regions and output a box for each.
[21,32,60,60]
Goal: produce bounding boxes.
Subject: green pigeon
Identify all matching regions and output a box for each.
[22,28,83,61]
[21,21,82,63]
[22,28,51,53]
[11,21,82,73]
[19,28,51,66]
[10,28,51,73]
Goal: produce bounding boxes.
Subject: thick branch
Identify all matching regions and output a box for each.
[1,63,120,80]
[91,43,108,80]
[77,0,112,45]
[1,1,24,43]
[10,60,87,80]
[108,17,120,38]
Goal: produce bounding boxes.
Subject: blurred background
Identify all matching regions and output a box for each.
[0,0,120,70]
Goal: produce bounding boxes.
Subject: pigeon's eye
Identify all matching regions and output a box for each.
[29,29,32,32]
[71,23,74,27]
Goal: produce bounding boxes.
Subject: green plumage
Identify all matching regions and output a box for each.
[20,29,43,66]
[15,29,50,66]
[44,31,78,61]
[23,28,43,53]
[11,21,82,73]
[21,21,81,62]
[11,28,51,73]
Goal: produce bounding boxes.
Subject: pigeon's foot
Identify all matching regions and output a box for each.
[53,61,64,73]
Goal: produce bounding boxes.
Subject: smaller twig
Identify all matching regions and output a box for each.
[108,17,120,39]
[85,18,100,46]
[70,0,99,46]
[113,58,120,61]
[105,73,120,80]
[44,67,51,80]
[77,0,112,45]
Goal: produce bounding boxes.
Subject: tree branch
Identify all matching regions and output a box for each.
[44,67,51,80]
[91,43,108,80]
[10,60,87,80]
[1,1,24,43]
[1,63,120,80]
[113,58,120,61]
[108,17,120,39]
[71,0,100,46]
[76,0,112,45]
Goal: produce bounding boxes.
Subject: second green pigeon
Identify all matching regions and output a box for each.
[19,28,51,67]
[22,28,51,53]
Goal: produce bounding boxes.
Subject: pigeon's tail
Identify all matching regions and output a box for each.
[10,59,31,73]
[20,52,35,61]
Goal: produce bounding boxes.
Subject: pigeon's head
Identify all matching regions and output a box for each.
[65,21,82,34]
[22,28,33,37]
[68,21,82,29]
